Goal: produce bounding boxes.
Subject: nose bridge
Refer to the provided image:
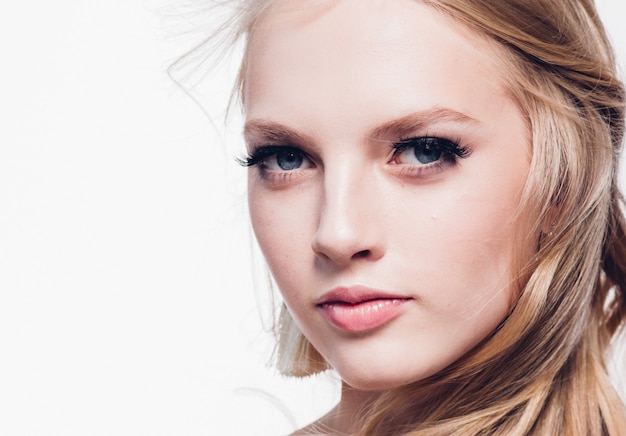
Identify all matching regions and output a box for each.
[312,157,384,264]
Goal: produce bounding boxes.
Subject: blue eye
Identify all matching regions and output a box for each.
[412,142,442,164]
[274,150,304,170]
[392,137,468,166]
[239,146,313,172]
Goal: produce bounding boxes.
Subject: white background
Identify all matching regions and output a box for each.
[0,1,624,435]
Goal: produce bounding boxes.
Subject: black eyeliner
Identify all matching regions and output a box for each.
[237,145,299,167]
[392,136,470,159]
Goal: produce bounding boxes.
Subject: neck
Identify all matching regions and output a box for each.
[308,383,446,436]
[317,383,382,435]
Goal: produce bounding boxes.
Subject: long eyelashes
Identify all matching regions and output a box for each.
[237,145,300,167]
[239,136,471,176]
[391,136,470,163]
[238,145,314,179]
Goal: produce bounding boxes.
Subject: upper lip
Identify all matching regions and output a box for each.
[316,285,412,306]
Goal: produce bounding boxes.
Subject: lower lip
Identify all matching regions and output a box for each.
[318,298,411,333]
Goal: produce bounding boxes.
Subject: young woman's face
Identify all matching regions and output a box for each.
[244,0,531,390]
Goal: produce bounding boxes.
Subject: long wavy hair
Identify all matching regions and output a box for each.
[176,0,626,433]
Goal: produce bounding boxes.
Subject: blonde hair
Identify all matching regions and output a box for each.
[355,1,626,433]
[184,0,626,433]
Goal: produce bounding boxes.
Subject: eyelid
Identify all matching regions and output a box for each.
[238,144,316,173]
[238,145,302,167]
[387,136,472,179]
[391,136,470,159]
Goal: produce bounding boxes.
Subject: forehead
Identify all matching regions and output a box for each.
[243,0,512,128]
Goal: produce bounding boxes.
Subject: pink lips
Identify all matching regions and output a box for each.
[316,286,412,333]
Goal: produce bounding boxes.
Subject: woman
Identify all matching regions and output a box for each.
[196,0,626,433]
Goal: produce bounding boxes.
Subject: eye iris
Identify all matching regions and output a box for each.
[276,151,303,170]
[414,142,442,164]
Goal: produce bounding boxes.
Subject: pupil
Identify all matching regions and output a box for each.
[277,151,303,170]
[415,144,442,164]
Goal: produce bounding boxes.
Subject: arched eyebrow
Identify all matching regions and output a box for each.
[369,108,481,140]
[244,108,480,146]
[244,119,314,147]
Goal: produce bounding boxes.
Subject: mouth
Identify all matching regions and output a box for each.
[316,286,413,333]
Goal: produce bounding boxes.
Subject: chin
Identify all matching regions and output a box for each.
[343,377,413,392]
[335,361,439,392]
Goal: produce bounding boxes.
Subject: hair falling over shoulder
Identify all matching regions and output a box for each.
[357,1,626,433]
[186,0,626,433]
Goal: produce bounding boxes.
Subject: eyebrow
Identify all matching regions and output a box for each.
[244,119,314,147]
[244,107,480,146]
[369,108,481,140]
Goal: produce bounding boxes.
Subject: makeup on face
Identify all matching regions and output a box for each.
[315,285,413,333]
[244,0,532,391]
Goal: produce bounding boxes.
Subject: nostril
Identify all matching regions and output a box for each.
[353,250,371,259]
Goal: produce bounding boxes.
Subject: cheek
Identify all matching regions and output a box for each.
[248,181,317,282]
[393,172,528,310]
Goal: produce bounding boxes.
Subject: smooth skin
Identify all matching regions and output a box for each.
[244,0,532,433]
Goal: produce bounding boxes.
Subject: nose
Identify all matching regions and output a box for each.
[311,162,386,267]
